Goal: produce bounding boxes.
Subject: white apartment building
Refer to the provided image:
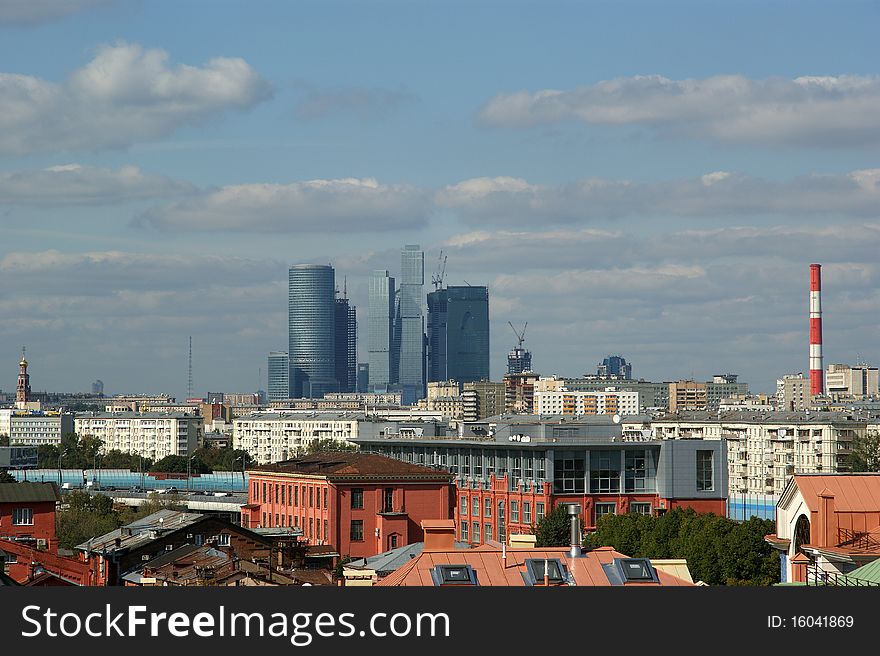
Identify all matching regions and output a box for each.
[534,388,640,417]
[650,411,869,496]
[75,413,201,461]
[825,363,879,399]
[6,411,74,446]
[776,374,810,411]
[233,411,363,464]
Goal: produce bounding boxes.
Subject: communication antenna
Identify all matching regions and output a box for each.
[187,336,193,400]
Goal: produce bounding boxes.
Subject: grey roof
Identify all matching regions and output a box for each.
[251,527,304,538]
[75,509,207,552]
[235,411,367,421]
[0,482,60,504]
[347,541,472,575]
[653,410,880,424]
[75,412,198,419]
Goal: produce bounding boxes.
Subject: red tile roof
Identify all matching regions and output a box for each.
[250,452,453,481]
[377,546,694,587]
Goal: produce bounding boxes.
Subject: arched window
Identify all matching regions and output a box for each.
[794,514,811,554]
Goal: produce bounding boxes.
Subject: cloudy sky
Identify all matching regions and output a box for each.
[2,0,879,398]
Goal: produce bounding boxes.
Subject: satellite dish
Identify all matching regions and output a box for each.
[612,414,621,424]
[778,429,786,438]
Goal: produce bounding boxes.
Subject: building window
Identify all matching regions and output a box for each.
[323,488,327,508]
[253,482,258,500]
[12,508,33,525]
[288,515,293,527]
[624,450,647,492]
[384,488,394,512]
[590,450,621,493]
[218,533,231,547]
[472,522,480,543]
[274,485,279,504]
[484,497,491,517]
[294,486,299,506]
[262,512,266,527]
[262,482,267,501]
[461,521,469,541]
[389,534,398,549]
[309,487,314,507]
[460,495,468,515]
[498,501,506,543]
[275,513,280,526]
[595,502,617,522]
[523,502,531,524]
[554,451,586,493]
[316,488,321,509]
[288,485,292,505]
[472,496,480,515]
[485,523,492,543]
[697,450,714,491]
[309,518,314,539]
[351,520,364,542]
[536,502,545,521]
[511,500,519,523]
[281,485,285,505]
[352,488,364,509]
[630,502,652,516]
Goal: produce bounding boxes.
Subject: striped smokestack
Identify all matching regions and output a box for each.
[809,263,824,396]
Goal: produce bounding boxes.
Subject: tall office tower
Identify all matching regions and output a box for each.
[597,355,632,379]
[368,270,396,391]
[507,347,532,375]
[91,379,104,396]
[427,286,490,384]
[267,351,289,402]
[288,264,337,398]
[398,245,425,404]
[334,294,357,393]
[356,363,370,393]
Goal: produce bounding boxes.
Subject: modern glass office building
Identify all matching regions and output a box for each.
[267,351,289,401]
[397,246,425,403]
[288,264,337,398]
[334,297,357,393]
[368,270,396,391]
[427,285,490,384]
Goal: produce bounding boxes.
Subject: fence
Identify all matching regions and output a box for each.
[10,468,248,492]
[726,492,778,522]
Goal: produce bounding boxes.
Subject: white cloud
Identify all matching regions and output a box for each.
[0,164,192,205]
[138,177,431,232]
[479,74,880,147]
[0,0,109,25]
[438,170,880,225]
[0,42,272,155]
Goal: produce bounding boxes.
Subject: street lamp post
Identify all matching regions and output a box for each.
[233,455,244,493]
[187,455,197,493]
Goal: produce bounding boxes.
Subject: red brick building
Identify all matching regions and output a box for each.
[242,452,454,559]
[0,482,60,551]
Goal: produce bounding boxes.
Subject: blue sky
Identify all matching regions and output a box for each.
[2,0,879,398]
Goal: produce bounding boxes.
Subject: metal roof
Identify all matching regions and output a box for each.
[794,474,880,513]
[0,482,60,504]
[75,509,207,552]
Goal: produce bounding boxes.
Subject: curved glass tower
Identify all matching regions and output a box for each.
[289,264,337,398]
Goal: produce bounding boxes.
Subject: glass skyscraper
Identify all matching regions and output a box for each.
[288,264,337,398]
[334,296,357,393]
[368,270,396,391]
[267,351,289,401]
[398,245,425,404]
[427,285,490,384]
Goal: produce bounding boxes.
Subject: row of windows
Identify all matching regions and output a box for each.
[458,496,544,525]
[254,481,328,509]
[262,512,328,541]
[351,488,396,512]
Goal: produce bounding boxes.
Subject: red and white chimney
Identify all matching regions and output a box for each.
[809,264,824,396]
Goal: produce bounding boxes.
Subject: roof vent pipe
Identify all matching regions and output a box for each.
[567,503,582,558]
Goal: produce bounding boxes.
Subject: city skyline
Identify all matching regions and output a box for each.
[2,2,880,398]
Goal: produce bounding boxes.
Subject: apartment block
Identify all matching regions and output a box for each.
[75,413,201,461]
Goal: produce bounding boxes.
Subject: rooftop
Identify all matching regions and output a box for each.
[0,482,60,504]
[654,410,880,424]
[248,452,455,480]
[75,509,206,552]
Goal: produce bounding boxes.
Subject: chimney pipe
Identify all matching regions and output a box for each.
[810,264,824,396]
[567,503,582,558]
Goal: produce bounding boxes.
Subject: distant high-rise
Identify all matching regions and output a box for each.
[334,294,357,393]
[398,245,425,404]
[91,379,104,396]
[368,270,396,391]
[356,363,370,393]
[289,264,337,398]
[427,285,490,384]
[597,355,632,379]
[267,351,289,401]
[507,347,532,375]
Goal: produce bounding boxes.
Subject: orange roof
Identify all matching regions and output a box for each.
[794,474,880,513]
[377,546,694,587]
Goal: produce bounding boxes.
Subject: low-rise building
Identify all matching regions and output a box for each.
[242,452,454,560]
[353,414,728,540]
[7,411,74,446]
[75,412,202,461]
[0,482,60,552]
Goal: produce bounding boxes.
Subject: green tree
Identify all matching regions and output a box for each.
[849,432,880,472]
[0,435,9,446]
[151,455,212,474]
[0,469,17,483]
[534,503,573,547]
[56,492,121,549]
[304,439,358,455]
[191,445,253,472]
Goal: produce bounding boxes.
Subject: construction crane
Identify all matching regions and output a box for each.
[431,250,447,290]
[508,321,527,348]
